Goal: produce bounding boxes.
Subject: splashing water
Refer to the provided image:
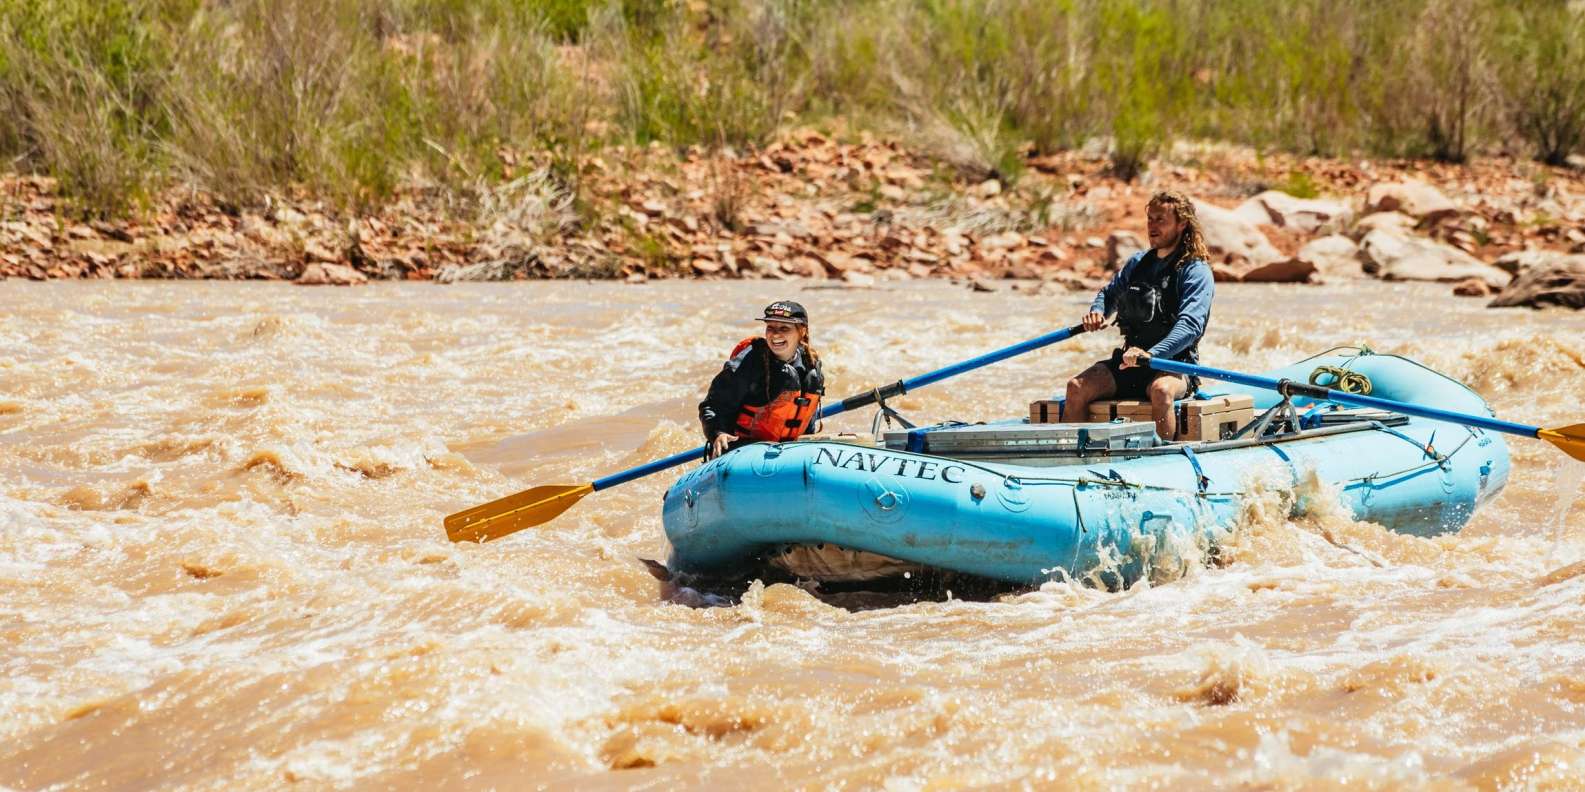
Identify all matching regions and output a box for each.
[1547,460,1585,562]
[4,278,1585,789]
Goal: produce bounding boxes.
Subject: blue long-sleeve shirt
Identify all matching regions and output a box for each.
[1089,250,1214,360]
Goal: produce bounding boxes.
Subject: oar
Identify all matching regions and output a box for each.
[1140,355,1585,462]
[445,323,1093,542]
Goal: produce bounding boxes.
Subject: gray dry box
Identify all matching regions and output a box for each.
[884,422,1160,455]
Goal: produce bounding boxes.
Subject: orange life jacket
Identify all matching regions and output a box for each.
[728,337,822,442]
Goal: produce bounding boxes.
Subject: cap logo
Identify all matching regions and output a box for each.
[757,300,807,324]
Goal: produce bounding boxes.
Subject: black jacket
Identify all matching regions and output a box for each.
[698,339,825,441]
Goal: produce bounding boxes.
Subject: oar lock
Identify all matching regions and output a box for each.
[1275,378,1331,400]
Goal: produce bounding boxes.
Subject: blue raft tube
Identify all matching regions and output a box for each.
[661,348,1511,592]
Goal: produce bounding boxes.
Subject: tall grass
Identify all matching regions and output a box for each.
[1497,0,1585,166]
[0,0,1581,218]
[0,0,177,216]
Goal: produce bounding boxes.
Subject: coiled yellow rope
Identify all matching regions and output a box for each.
[1309,365,1373,395]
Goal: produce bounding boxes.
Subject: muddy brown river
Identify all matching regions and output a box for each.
[2,279,1583,790]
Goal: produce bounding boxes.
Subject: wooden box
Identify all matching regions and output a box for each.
[1088,400,1155,423]
[1178,395,1255,442]
[1029,399,1065,423]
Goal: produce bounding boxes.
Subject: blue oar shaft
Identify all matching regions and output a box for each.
[1144,356,1542,439]
[592,324,1087,491]
[890,324,1088,400]
[594,447,707,490]
[821,323,1085,419]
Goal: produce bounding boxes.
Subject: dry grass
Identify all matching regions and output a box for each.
[0,0,1581,218]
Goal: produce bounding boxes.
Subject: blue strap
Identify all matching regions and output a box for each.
[1299,403,1329,429]
[1179,445,1210,493]
[1369,421,1447,466]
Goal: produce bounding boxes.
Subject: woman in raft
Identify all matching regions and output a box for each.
[698,300,826,460]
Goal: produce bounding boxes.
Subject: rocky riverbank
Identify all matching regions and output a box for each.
[3,133,1582,308]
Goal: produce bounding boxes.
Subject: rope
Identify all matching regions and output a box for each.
[1292,345,1369,365]
[1309,365,1373,394]
[1295,344,1492,409]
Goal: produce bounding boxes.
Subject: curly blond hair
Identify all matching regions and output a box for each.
[1148,190,1210,265]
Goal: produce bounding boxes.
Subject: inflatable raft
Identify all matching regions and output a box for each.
[661,349,1511,589]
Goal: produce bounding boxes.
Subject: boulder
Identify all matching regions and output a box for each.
[295,263,367,286]
[1364,179,1458,223]
[1294,234,1365,279]
[434,256,536,282]
[1357,230,1510,288]
[1239,258,1317,283]
[1208,263,1244,282]
[1492,249,1585,277]
[1192,200,1284,267]
[1488,257,1585,309]
[1452,278,1493,297]
[1229,199,1273,228]
[1106,230,1145,269]
[1050,274,1101,292]
[1350,211,1417,241]
[303,240,341,263]
[1235,190,1355,235]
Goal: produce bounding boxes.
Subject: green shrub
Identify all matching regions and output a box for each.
[1276,170,1319,200]
[0,0,1581,218]
[1094,1,1182,179]
[0,0,183,215]
[1495,1,1585,165]
[613,4,798,149]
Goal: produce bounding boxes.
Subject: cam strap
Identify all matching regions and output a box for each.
[1178,445,1210,493]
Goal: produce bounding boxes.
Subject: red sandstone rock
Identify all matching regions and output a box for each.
[295,263,367,286]
[1452,278,1493,297]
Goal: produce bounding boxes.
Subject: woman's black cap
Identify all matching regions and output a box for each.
[756,300,808,325]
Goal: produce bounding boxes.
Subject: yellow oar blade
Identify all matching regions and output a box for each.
[1538,423,1585,463]
[445,483,594,543]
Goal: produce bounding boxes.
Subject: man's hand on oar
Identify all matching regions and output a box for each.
[1140,355,1585,462]
[444,323,1093,543]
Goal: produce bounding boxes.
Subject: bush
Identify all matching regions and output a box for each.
[0,0,179,215]
[0,0,1582,218]
[1094,1,1183,179]
[613,1,807,149]
[1495,2,1585,165]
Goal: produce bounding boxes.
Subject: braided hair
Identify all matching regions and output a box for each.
[762,326,820,396]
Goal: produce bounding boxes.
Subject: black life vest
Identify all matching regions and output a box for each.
[1116,253,1199,362]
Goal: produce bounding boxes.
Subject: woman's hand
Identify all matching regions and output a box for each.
[707,432,737,460]
[1120,347,1147,369]
[1082,311,1107,332]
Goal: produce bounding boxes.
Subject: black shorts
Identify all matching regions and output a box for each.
[1101,348,1196,400]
